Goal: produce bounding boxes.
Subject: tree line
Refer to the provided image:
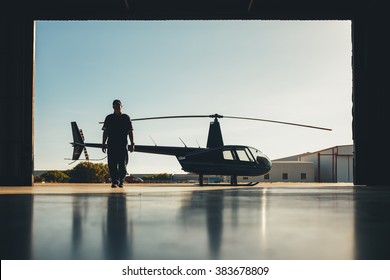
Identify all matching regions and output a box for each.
[35,162,110,183]
[34,161,173,183]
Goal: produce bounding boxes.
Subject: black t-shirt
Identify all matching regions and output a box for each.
[102,113,133,146]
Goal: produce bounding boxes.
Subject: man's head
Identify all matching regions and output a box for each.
[113,99,122,106]
[112,99,122,114]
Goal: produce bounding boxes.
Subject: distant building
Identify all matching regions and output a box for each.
[238,144,353,183]
[298,144,353,183]
[238,161,314,183]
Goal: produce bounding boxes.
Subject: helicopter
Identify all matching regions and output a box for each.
[70,113,331,186]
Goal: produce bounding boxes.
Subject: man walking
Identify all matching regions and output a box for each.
[102,99,135,188]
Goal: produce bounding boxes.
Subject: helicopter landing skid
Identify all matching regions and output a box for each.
[243,181,259,186]
[199,182,259,187]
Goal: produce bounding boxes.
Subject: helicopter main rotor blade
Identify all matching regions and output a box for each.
[132,115,210,121]
[98,115,209,124]
[222,115,332,131]
[127,113,331,131]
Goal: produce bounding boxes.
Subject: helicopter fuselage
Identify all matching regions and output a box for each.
[178,145,271,176]
[134,144,271,177]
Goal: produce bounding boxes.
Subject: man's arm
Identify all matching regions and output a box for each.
[102,130,108,153]
[102,116,109,153]
[128,130,134,152]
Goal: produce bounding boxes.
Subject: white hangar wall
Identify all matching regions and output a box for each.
[238,161,315,183]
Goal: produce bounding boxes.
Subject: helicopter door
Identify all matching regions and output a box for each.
[223,150,236,161]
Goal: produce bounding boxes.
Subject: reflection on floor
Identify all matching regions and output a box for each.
[1,184,390,259]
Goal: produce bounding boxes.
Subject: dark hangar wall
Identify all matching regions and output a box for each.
[0,1,388,186]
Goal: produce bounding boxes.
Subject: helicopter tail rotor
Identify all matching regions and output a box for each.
[70,122,89,161]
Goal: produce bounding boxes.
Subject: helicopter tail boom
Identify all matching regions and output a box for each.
[134,145,202,157]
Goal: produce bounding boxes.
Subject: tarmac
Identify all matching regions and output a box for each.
[1,182,390,260]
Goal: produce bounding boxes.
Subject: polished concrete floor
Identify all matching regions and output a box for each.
[1,183,390,260]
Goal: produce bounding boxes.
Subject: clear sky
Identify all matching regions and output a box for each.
[34,20,352,174]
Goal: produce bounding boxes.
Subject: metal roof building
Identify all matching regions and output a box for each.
[271,144,354,183]
[298,144,354,183]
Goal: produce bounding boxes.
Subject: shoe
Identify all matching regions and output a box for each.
[111,183,118,188]
[118,181,124,188]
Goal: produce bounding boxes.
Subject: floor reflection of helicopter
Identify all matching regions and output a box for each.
[70,114,331,186]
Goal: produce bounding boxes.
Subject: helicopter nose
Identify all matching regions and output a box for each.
[257,156,272,171]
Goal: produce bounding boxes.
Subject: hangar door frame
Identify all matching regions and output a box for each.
[0,2,387,186]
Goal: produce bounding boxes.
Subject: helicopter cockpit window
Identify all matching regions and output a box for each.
[236,149,253,162]
[249,147,264,160]
[245,148,256,161]
[223,150,235,160]
[249,147,262,157]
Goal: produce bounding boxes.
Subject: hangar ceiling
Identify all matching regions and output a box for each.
[6,0,361,20]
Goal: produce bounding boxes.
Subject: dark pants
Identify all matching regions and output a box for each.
[108,146,128,184]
